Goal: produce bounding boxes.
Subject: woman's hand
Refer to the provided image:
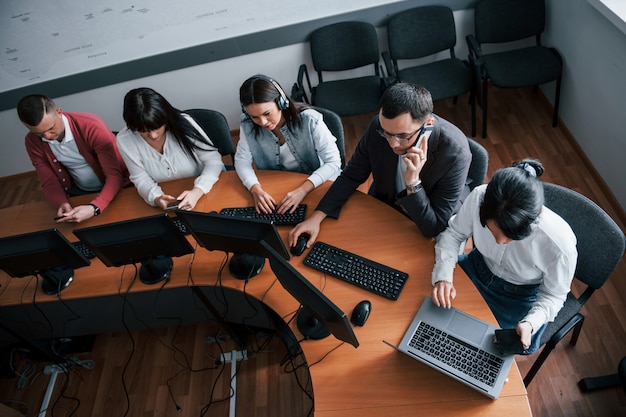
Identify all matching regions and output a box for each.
[432,280,457,309]
[177,187,204,211]
[250,184,276,214]
[276,181,314,214]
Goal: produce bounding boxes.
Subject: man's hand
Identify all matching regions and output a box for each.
[432,280,456,309]
[288,210,326,248]
[402,133,429,187]
[55,204,95,223]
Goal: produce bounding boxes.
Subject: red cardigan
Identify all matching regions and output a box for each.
[24,112,130,211]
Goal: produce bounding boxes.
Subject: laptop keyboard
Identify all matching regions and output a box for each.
[410,321,504,387]
[303,241,409,300]
[219,204,307,225]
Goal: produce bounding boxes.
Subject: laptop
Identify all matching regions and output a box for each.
[384,297,515,399]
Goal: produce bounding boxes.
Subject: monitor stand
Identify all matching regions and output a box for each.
[296,308,331,340]
[229,253,265,280]
[139,257,173,285]
[40,268,73,295]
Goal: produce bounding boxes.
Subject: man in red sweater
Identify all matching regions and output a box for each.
[17,94,130,223]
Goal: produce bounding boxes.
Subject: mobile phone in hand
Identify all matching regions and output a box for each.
[164,200,182,210]
[494,328,525,355]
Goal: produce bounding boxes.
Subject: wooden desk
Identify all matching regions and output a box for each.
[0,171,530,416]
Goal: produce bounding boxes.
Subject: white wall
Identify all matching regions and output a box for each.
[0,9,472,180]
[543,0,626,210]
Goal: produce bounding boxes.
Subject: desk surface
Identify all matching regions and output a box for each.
[0,170,530,416]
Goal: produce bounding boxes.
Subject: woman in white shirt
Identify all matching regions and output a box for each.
[116,88,224,210]
[235,75,341,214]
[431,159,577,354]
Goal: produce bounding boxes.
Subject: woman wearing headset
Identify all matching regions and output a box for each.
[235,75,341,214]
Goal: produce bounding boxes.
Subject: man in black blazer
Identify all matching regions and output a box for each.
[289,83,471,246]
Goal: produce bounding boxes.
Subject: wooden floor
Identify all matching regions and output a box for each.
[1,86,625,416]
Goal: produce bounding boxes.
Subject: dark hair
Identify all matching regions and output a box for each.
[379,83,433,121]
[122,87,213,160]
[479,159,545,240]
[239,75,306,136]
[17,94,56,126]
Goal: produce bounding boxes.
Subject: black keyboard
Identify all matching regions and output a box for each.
[410,321,504,387]
[171,217,189,234]
[302,242,409,300]
[219,204,307,225]
[72,241,96,259]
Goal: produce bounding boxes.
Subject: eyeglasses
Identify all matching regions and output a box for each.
[376,123,425,144]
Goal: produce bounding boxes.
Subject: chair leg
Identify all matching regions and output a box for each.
[552,76,562,127]
[569,314,584,346]
[524,343,554,386]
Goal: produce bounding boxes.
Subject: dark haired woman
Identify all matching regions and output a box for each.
[116,88,224,210]
[431,159,577,353]
[235,75,341,214]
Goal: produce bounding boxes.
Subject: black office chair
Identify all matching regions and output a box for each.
[523,183,625,386]
[579,356,626,394]
[312,106,346,168]
[466,138,488,190]
[384,6,476,136]
[184,108,236,169]
[467,0,563,138]
[293,21,384,117]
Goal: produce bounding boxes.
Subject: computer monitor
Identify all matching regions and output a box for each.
[73,214,194,285]
[0,228,91,295]
[174,210,290,280]
[261,241,359,348]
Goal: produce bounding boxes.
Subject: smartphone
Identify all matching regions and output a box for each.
[402,125,433,157]
[494,328,525,355]
[164,200,182,210]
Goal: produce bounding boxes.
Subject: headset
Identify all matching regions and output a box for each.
[241,74,290,114]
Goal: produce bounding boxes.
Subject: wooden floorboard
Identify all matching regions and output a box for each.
[1,85,625,416]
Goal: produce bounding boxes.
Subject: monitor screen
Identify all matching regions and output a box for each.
[174,210,291,280]
[73,214,194,285]
[0,228,90,294]
[174,210,290,260]
[262,241,359,348]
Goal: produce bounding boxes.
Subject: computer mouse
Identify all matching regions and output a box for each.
[290,233,309,256]
[351,300,372,326]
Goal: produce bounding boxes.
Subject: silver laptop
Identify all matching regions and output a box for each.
[384,297,515,399]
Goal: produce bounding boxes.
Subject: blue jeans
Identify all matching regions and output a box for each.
[458,249,546,354]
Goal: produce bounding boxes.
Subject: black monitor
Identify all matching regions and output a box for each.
[0,228,91,295]
[261,241,359,348]
[174,210,290,280]
[73,214,194,285]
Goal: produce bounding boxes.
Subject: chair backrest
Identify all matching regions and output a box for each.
[474,0,546,44]
[387,6,457,60]
[312,106,346,168]
[466,138,488,190]
[542,182,625,289]
[310,21,380,73]
[184,108,235,167]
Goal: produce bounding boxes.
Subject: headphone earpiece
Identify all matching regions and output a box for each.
[243,74,290,112]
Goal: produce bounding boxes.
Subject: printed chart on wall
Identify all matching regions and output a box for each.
[1,0,400,94]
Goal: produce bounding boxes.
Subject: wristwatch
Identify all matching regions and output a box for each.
[89,203,101,216]
[406,181,423,195]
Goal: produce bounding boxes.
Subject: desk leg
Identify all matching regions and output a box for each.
[219,350,249,417]
[38,359,94,417]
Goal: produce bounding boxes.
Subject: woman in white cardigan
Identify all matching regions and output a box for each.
[116,87,224,210]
